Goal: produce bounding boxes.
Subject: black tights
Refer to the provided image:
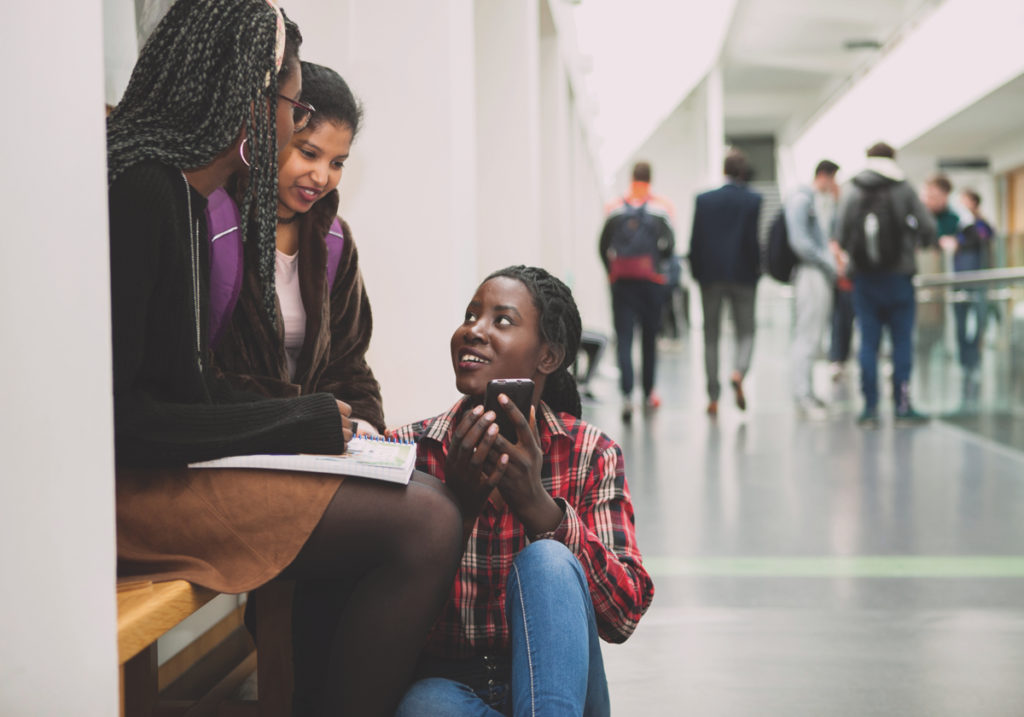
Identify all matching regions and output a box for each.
[281,471,462,716]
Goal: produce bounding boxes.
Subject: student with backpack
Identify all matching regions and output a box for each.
[598,161,675,421]
[836,142,937,427]
[210,62,386,436]
[784,159,840,419]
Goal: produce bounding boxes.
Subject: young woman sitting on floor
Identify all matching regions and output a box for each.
[392,265,655,716]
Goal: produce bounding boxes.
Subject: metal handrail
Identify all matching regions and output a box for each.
[914,267,1024,289]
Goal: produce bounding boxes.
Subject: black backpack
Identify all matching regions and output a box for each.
[765,207,797,283]
[847,182,903,270]
[605,202,666,282]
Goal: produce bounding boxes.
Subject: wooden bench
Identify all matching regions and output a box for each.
[118,580,294,717]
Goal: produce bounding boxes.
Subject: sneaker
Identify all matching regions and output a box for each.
[645,392,662,410]
[706,400,719,417]
[796,396,828,420]
[894,406,929,425]
[857,408,880,428]
[621,399,634,423]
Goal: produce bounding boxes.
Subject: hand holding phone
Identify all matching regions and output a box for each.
[484,379,534,444]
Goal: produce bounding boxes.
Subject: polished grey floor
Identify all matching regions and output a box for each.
[586,315,1024,716]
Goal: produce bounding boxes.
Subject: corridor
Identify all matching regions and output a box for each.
[589,310,1024,716]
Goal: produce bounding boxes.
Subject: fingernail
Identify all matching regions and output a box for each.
[473,405,484,415]
[499,394,509,404]
[487,424,498,435]
[484,411,496,421]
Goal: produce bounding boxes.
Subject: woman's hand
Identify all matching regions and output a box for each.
[445,405,509,529]
[489,396,563,537]
[336,400,353,445]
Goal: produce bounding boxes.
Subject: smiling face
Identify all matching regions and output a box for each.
[276,119,353,216]
[450,277,561,403]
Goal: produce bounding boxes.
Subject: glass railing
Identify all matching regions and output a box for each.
[912,266,1024,447]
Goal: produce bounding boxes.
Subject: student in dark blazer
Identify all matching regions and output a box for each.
[689,150,763,416]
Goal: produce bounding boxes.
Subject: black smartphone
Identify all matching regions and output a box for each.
[484,378,535,444]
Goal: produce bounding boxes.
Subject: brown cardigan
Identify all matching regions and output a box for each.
[213,189,386,432]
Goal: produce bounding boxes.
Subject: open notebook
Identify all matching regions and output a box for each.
[188,435,417,485]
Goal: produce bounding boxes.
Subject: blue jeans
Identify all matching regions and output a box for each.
[395,541,610,717]
[611,280,665,397]
[852,273,916,411]
[953,291,986,372]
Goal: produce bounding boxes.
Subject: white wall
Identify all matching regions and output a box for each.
[288,0,479,426]
[0,1,119,714]
[474,0,543,276]
[539,5,574,278]
[287,0,606,424]
[569,98,612,336]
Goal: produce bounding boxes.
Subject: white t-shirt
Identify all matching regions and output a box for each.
[275,248,306,380]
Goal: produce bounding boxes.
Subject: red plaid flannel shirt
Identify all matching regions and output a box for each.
[391,399,654,659]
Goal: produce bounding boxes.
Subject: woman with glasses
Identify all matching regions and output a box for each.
[212,62,386,437]
[106,2,461,714]
[210,62,390,712]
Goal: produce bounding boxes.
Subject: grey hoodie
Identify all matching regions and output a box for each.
[836,157,937,276]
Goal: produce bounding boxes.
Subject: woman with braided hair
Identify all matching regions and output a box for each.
[107,2,462,714]
[391,266,655,716]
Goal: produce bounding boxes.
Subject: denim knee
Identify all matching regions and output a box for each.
[507,540,586,597]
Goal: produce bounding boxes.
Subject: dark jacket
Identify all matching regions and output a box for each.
[212,188,386,433]
[689,182,763,285]
[836,158,937,276]
[108,161,346,466]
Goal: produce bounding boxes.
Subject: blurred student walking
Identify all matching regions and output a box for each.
[599,162,676,421]
[689,150,762,416]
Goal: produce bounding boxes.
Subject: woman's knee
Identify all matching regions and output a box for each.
[507,540,586,595]
[400,477,462,561]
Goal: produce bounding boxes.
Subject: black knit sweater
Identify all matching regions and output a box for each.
[108,161,345,466]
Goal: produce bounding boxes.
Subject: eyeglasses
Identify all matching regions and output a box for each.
[278,94,316,132]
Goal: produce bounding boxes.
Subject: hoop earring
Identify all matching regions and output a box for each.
[239,139,251,167]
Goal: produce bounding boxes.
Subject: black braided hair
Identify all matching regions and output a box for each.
[300,62,363,138]
[484,266,583,418]
[107,0,302,323]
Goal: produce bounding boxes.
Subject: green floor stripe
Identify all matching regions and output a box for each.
[644,556,1024,578]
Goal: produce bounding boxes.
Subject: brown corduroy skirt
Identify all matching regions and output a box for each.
[116,466,343,593]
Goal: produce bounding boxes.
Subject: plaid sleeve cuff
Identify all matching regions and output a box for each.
[531,497,583,552]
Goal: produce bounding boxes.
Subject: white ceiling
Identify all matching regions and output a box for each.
[722,0,939,136]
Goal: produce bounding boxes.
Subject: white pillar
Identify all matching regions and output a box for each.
[570,100,613,335]
[0,1,119,714]
[474,0,543,276]
[539,4,573,278]
[287,0,478,426]
[704,63,725,186]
